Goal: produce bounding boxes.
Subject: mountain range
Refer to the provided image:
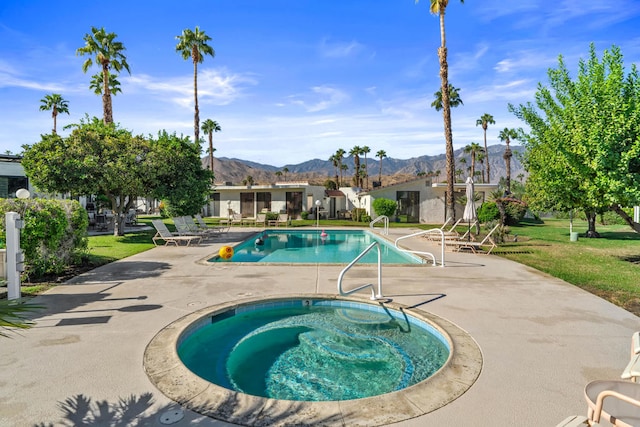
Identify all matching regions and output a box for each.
[203,144,525,187]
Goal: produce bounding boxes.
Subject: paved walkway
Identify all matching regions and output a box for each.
[0,227,637,426]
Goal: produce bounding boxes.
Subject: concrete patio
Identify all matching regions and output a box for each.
[0,227,637,426]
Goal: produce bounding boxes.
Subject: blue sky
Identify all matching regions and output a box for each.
[1,1,639,167]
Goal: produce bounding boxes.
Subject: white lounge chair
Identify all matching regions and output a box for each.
[180,216,218,240]
[194,214,229,233]
[151,219,201,246]
[584,379,640,426]
[275,213,289,227]
[442,223,501,254]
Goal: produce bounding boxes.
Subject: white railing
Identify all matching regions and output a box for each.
[337,242,383,300]
[369,215,389,235]
[394,228,445,267]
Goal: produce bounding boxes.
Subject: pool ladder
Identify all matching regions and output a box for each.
[337,241,384,300]
[369,215,389,235]
[394,228,446,267]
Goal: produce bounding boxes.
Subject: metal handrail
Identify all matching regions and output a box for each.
[337,241,383,300]
[394,228,445,267]
[369,215,389,235]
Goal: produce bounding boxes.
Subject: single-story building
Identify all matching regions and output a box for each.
[0,155,31,198]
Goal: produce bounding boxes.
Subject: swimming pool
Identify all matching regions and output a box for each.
[209,229,423,264]
[144,295,483,426]
[178,299,450,401]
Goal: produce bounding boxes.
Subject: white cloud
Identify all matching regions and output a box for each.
[288,85,349,112]
[319,38,365,58]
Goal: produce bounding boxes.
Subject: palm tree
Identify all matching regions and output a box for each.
[175,26,215,144]
[335,148,346,186]
[424,0,465,220]
[282,167,289,181]
[435,169,441,183]
[498,127,518,194]
[431,84,463,111]
[340,163,349,183]
[349,146,362,187]
[39,93,69,134]
[476,113,495,183]
[89,71,121,95]
[275,171,283,181]
[361,145,371,189]
[463,142,484,182]
[376,149,387,184]
[76,27,130,124]
[329,154,339,186]
[477,151,486,183]
[201,119,221,178]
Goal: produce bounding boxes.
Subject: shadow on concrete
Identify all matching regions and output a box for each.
[383,293,446,309]
[66,261,172,284]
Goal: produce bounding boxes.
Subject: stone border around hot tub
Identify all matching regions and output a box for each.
[143,294,483,427]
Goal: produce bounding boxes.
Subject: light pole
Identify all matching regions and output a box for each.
[315,200,321,228]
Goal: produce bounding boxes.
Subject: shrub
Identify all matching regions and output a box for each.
[372,198,397,218]
[478,202,500,223]
[502,198,528,226]
[0,198,88,279]
[300,211,309,220]
[351,208,367,222]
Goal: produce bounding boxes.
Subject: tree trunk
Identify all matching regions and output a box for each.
[439,46,456,220]
[208,133,214,176]
[504,147,512,194]
[193,61,199,143]
[103,65,113,124]
[483,127,490,183]
[585,210,600,238]
[496,199,506,226]
[611,204,640,233]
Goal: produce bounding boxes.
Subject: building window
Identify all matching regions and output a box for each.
[396,191,420,223]
[240,192,254,217]
[286,191,303,219]
[0,176,28,199]
[256,192,272,212]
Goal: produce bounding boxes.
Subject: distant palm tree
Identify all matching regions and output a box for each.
[463,142,484,182]
[176,26,215,144]
[89,71,121,95]
[282,167,289,181]
[329,154,339,186]
[376,149,387,184]
[39,93,69,134]
[477,151,486,183]
[335,148,346,186]
[349,146,362,187]
[498,127,518,194]
[275,171,282,181]
[435,169,441,183]
[201,119,221,179]
[361,145,371,188]
[431,84,463,111]
[422,0,465,220]
[476,113,495,183]
[417,171,426,177]
[341,163,349,183]
[76,27,130,124]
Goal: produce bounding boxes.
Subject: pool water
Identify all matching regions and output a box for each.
[178,301,450,401]
[209,229,423,264]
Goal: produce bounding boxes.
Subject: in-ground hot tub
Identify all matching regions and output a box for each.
[144,294,482,426]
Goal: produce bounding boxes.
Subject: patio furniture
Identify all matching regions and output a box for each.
[442,223,500,254]
[180,216,218,239]
[194,214,229,233]
[275,213,289,227]
[95,214,108,231]
[621,332,640,382]
[253,213,267,227]
[584,379,640,426]
[151,219,201,246]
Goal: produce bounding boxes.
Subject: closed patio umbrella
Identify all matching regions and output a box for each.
[463,177,476,241]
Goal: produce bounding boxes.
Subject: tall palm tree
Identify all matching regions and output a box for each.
[349,146,362,187]
[39,93,69,134]
[463,142,484,182]
[76,27,130,124]
[376,149,387,184]
[329,154,339,186]
[476,113,495,183]
[431,84,463,111]
[89,71,121,95]
[335,148,346,186]
[477,151,486,183]
[361,146,371,189]
[201,119,221,178]
[282,167,289,181]
[176,26,215,144]
[340,163,349,183]
[424,0,465,220]
[498,127,518,194]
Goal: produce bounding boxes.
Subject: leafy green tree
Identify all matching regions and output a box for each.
[476,113,495,183]
[372,198,397,218]
[39,93,69,134]
[22,117,150,236]
[201,119,221,179]
[422,0,465,221]
[76,27,130,124]
[175,26,215,144]
[150,131,212,217]
[510,44,640,235]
